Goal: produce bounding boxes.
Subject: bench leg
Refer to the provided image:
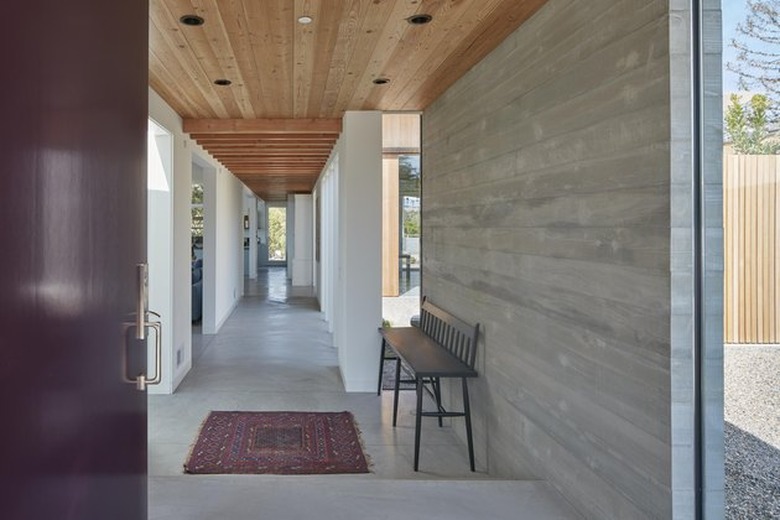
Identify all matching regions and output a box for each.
[392,357,402,427]
[377,338,386,396]
[462,377,475,472]
[432,377,443,427]
[414,377,423,472]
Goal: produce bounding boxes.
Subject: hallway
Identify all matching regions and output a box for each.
[148,268,580,519]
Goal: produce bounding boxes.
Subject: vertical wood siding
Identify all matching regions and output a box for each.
[724,155,780,344]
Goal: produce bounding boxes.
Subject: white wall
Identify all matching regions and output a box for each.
[146,120,174,395]
[243,190,258,280]
[213,165,245,330]
[199,159,217,334]
[292,194,313,286]
[148,87,247,391]
[149,88,195,393]
[286,194,295,278]
[322,111,382,392]
[314,156,339,333]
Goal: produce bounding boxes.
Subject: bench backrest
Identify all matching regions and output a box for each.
[419,297,479,369]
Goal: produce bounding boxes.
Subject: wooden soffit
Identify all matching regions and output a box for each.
[151,0,549,199]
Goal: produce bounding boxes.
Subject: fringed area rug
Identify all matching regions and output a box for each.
[184,411,369,475]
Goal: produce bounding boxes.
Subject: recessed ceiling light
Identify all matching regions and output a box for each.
[180,14,205,26]
[214,79,232,86]
[407,14,432,25]
[373,77,390,85]
[297,15,313,24]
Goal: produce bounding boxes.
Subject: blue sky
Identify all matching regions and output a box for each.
[723,0,744,93]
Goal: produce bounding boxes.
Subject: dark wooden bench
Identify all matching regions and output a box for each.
[377,297,479,471]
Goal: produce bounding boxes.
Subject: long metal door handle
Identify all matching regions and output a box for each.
[122,263,163,391]
[136,263,148,341]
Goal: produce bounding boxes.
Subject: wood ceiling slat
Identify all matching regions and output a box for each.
[331,0,396,117]
[218,157,325,168]
[366,0,503,111]
[195,142,336,149]
[149,13,228,118]
[242,0,294,117]
[198,145,332,152]
[183,118,341,134]
[235,174,319,178]
[149,49,209,118]
[209,150,332,156]
[156,0,239,118]
[190,133,338,141]
[293,0,322,118]
[318,1,365,118]
[301,1,347,117]
[232,170,322,174]
[349,0,419,111]
[394,0,548,109]
[192,0,256,118]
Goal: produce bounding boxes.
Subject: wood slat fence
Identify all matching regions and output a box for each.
[724,155,780,344]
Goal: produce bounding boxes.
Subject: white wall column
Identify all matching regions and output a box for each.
[146,120,174,394]
[149,89,197,393]
[334,111,382,392]
[286,194,295,278]
[244,190,258,280]
[292,194,313,286]
[201,160,218,334]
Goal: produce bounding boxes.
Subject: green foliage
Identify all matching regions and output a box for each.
[399,155,420,197]
[403,209,420,237]
[725,93,780,154]
[191,184,204,238]
[268,207,286,261]
[192,183,204,204]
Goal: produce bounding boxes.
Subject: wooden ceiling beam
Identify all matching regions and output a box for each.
[235,174,319,179]
[221,164,325,169]
[196,143,336,149]
[230,168,320,175]
[230,168,321,173]
[190,133,339,141]
[218,157,329,162]
[209,148,332,154]
[184,118,342,135]
[219,163,325,169]
[230,171,320,175]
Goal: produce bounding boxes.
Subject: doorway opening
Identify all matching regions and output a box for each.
[381,113,421,327]
[722,4,779,517]
[267,205,287,263]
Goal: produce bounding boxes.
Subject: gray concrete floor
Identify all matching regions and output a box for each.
[149,267,581,519]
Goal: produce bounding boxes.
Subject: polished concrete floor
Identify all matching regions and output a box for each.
[148,268,581,519]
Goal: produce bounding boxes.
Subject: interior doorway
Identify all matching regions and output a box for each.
[381,113,422,327]
[266,204,288,264]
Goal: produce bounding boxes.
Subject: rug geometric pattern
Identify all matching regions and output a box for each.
[184,411,369,475]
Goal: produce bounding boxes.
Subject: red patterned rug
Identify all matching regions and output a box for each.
[184,411,369,475]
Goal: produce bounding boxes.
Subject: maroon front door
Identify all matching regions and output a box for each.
[0,2,149,519]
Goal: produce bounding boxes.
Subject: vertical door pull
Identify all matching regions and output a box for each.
[123,263,163,391]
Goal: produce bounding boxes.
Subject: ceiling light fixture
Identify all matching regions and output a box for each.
[407,14,433,25]
[373,77,390,85]
[297,15,313,24]
[214,79,232,86]
[179,14,205,26]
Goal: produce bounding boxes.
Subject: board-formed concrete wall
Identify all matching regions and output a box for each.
[422,1,674,517]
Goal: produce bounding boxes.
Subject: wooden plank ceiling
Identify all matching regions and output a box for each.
[150,0,547,201]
